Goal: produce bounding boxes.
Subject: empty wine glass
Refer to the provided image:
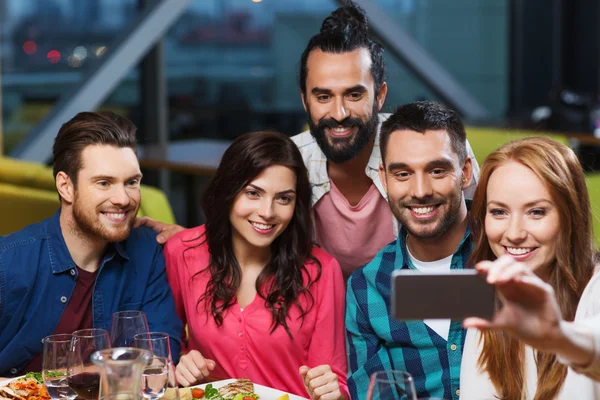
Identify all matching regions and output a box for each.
[42,334,77,400]
[134,333,178,400]
[67,328,111,400]
[110,310,149,347]
[367,370,417,400]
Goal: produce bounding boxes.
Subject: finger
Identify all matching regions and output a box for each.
[299,365,310,377]
[305,365,332,381]
[190,351,213,379]
[158,226,186,244]
[133,216,151,228]
[487,256,518,283]
[314,383,342,400]
[495,262,529,284]
[308,372,337,393]
[463,317,494,330]
[176,362,196,387]
[181,353,204,381]
[206,359,216,371]
[475,260,494,273]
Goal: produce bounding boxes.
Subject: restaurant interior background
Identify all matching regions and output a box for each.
[1,0,599,230]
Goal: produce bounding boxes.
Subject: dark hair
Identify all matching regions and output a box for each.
[299,0,385,95]
[379,101,467,165]
[190,131,321,337]
[52,111,137,189]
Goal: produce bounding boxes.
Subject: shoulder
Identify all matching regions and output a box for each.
[0,219,48,256]
[347,240,397,292]
[305,246,342,280]
[291,129,316,149]
[164,225,209,257]
[578,269,600,317]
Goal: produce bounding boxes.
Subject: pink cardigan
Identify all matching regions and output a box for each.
[164,225,349,398]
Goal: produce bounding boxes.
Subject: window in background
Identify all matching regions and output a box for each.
[0,0,139,154]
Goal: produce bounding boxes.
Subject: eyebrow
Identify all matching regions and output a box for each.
[310,85,368,96]
[248,183,296,196]
[487,199,553,208]
[90,173,143,181]
[386,158,455,171]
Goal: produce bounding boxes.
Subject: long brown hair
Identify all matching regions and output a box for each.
[187,131,320,338]
[470,136,595,399]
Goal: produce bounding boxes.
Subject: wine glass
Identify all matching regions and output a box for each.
[67,328,111,400]
[42,334,77,400]
[134,333,178,400]
[367,370,417,400]
[110,310,149,347]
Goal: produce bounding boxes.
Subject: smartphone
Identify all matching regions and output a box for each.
[391,269,495,320]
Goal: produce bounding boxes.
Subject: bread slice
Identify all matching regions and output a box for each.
[0,387,26,400]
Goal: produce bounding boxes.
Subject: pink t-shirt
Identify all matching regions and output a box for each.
[164,225,348,398]
[314,180,395,279]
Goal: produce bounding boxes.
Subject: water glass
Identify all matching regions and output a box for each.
[67,328,111,400]
[367,370,417,400]
[42,334,77,400]
[134,332,177,400]
[110,310,149,347]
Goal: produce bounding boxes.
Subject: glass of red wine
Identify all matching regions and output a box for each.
[67,328,111,400]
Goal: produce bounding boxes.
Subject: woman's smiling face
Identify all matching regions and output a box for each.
[484,161,560,280]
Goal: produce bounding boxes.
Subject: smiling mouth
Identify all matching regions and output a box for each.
[505,246,536,256]
[249,221,275,230]
[101,211,129,223]
[326,126,355,137]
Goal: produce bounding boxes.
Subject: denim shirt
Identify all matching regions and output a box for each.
[0,210,183,376]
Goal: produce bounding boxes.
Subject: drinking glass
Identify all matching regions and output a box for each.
[42,334,77,400]
[67,328,111,400]
[110,310,149,347]
[134,333,178,400]
[367,370,417,400]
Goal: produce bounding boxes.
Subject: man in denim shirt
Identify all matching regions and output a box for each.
[0,112,182,376]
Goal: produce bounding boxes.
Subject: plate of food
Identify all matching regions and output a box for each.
[168,378,307,400]
[0,373,51,400]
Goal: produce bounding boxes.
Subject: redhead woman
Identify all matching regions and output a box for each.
[164,131,348,400]
[460,137,600,399]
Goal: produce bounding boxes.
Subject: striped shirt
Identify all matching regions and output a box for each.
[345,226,473,400]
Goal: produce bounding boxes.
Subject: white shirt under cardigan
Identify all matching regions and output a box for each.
[460,269,600,400]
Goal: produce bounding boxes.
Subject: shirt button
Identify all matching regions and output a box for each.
[238,332,243,337]
[456,389,460,396]
[60,296,68,303]
[450,344,457,351]
[70,269,76,276]
[10,368,17,374]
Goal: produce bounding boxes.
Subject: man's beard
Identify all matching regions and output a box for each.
[72,195,135,243]
[389,183,463,240]
[307,102,379,164]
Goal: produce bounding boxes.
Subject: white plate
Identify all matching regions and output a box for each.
[193,379,307,400]
[0,376,21,386]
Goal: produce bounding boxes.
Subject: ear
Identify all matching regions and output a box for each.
[301,92,308,113]
[376,82,388,112]
[379,162,388,193]
[56,171,75,204]
[460,156,474,190]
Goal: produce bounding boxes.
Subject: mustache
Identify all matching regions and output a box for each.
[317,117,365,130]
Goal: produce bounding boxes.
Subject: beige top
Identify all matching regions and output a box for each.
[460,271,600,399]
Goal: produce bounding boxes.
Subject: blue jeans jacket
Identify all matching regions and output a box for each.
[0,210,183,376]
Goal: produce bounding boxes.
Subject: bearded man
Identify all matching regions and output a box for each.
[0,112,182,376]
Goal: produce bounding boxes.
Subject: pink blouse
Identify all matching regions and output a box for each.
[164,225,349,398]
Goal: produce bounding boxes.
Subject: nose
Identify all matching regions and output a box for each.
[505,215,527,243]
[330,97,348,122]
[257,198,274,220]
[110,184,131,207]
[411,173,433,200]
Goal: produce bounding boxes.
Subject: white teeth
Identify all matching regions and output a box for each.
[506,247,534,255]
[331,127,349,133]
[411,206,435,215]
[105,212,126,219]
[251,222,274,230]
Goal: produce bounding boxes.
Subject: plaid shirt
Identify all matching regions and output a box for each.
[345,226,473,400]
[291,114,480,239]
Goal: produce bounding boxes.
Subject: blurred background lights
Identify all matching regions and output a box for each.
[73,46,88,60]
[47,50,61,64]
[95,46,107,57]
[22,40,37,55]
